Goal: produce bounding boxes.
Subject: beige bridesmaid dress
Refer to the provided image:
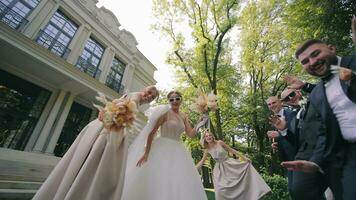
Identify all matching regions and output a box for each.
[208,144,271,200]
[33,95,136,200]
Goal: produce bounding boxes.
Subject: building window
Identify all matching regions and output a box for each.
[53,102,92,157]
[106,57,125,93]
[76,37,104,79]
[0,69,51,151]
[0,0,40,30]
[36,10,78,58]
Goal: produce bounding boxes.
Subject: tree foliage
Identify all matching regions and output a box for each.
[152,0,242,140]
[152,0,356,177]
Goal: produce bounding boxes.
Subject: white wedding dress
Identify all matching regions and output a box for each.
[122,105,207,200]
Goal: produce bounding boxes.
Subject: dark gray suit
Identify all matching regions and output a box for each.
[305,53,356,200]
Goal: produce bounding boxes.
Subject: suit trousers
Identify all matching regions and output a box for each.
[290,170,327,200]
[342,142,356,200]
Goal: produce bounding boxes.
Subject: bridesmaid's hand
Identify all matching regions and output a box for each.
[269,115,287,130]
[240,155,250,163]
[98,110,104,121]
[136,153,148,167]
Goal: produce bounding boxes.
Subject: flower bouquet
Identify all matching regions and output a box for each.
[191,91,218,114]
[94,93,138,133]
[330,65,356,81]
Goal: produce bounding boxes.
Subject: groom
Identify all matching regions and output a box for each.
[281,39,356,200]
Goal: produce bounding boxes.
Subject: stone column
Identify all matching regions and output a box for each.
[98,46,115,83]
[66,25,91,65]
[24,90,58,151]
[121,63,135,92]
[23,0,59,39]
[32,90,66,153]
[44,93,75,154]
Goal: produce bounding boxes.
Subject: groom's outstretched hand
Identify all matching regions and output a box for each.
[281,160,319,173]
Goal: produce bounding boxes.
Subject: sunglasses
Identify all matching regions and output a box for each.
[169,97,181,102]
[282,91,296,102]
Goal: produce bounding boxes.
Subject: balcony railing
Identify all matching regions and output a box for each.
[75,56,102,79]
[106,76,124,94]
[36,30,71,59]
[0,1,28,31]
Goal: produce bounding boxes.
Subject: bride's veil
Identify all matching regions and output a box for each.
[126,104,171,169]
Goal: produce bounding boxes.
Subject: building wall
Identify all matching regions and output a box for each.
[0,0,156,172]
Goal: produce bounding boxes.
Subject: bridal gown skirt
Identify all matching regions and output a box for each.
[213,158,271,200]
[33,119,127,200]
[122,136,208,200]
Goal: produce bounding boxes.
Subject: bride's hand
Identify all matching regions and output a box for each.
[136,153,148,167]
[98,110,104,121]
[195,115,209,131]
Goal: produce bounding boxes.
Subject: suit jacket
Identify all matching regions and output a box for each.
[277,108,298,161]
[306,53,356,169]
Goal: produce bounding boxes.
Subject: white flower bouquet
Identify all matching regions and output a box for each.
[191,91,218,114]
[94,93,138,132]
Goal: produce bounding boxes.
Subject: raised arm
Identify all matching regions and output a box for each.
[219,140,249,162]
[136,114,166,167]
[182,113,198,138]
[196,150,209,169]
[183,114,209,138]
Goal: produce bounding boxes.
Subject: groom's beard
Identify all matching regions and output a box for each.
[322,55,338,78]
[309,55,337,78]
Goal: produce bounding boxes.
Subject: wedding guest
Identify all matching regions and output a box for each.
[280,88,303,109]
[196,131,270,200]
[266,96,297,196]
[281,39,356,200]
[33,86,159,200]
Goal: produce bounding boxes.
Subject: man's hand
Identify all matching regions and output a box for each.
[267,130,279,139]
[284,75,305,90]
[269,115,287,130]
[281,160,319,173]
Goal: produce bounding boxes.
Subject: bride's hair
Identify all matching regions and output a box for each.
[167,90,183,99]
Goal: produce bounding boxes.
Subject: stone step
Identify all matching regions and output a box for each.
[0,188,36,200]
[0,180,42,190]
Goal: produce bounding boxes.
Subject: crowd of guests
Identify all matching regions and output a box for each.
[265,16,356,200]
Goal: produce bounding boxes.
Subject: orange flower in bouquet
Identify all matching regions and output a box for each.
[94,93,138,133]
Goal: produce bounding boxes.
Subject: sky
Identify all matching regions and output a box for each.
[97,0,177,91]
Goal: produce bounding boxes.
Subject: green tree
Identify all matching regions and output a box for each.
[285,0,356,55]
[152,0,242,139]
[237,0,356,173]
[238,0,299,170]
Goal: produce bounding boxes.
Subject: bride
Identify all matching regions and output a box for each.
[122,90,208,200]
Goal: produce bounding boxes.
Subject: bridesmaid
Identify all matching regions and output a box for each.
[33,86,159,200]
[196,131,271,200]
